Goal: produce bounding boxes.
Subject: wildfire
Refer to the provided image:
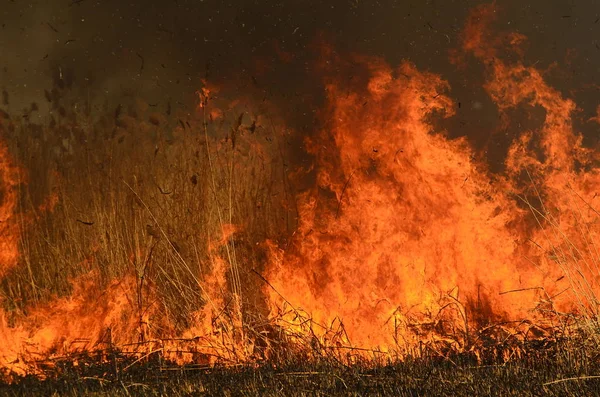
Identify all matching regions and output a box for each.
[264,4,600,354]
[0,2,598,382]
[0,136,20,278]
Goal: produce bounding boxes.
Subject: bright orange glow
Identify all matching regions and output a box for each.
[0,3,599,380]
[264,4,600,356]
[0,137,20,278]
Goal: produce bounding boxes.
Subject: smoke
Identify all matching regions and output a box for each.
[0,0,598,157]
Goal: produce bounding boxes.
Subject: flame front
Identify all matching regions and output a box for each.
[266,57,531,353]
[0,3,599,380]
[265,6,600,355]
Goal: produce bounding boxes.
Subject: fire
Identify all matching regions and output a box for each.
[265,57,530,353]
[0,136,21,278]
[264,4,600,355]
[0,2,598,381]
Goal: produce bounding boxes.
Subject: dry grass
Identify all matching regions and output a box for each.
[2,82,600,395]
[4,332,600,396]
[0,83,294,342]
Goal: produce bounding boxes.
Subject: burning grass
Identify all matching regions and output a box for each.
[1,4,600,393]
[1,80,600,392]
[3,330,600,396]
[0,87,296,377]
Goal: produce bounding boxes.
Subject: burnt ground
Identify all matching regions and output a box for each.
[2,338,600,396]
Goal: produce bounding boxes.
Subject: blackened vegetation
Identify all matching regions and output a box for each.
[3,336,600,396]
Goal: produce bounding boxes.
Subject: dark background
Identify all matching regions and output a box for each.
[1,0,599,166]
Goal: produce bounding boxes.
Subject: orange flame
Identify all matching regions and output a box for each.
[0,272,158,378]
[264,5,600,355]
[0,3,599,380]
[0,136,21,278]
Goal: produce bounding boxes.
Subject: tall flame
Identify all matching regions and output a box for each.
[264,4,600,355]
[0,3,598,380]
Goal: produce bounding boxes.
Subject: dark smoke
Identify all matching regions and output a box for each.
[0,0,598,157]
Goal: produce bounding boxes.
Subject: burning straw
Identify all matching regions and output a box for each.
[0,2,599,384]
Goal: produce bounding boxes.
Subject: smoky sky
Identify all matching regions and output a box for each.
[1,0,599,157]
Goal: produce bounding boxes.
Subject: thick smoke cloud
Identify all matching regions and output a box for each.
[0,0,598,150]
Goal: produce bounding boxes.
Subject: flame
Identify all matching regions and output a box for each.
[265,57,529,353]
[0,135,21,278]
[264,4,600,356]
[0,3,599,380]
[0,272,155,378]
